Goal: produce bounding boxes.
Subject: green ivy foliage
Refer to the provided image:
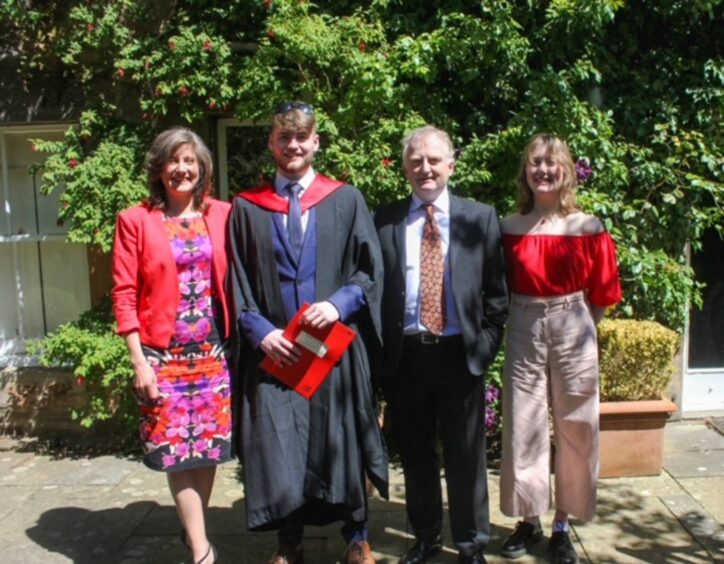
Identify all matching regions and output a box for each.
[5,0,722,431]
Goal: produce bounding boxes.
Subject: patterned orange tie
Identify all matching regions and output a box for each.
[419,203,446,335]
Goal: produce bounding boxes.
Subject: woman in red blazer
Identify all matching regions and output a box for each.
[112,127,231,564]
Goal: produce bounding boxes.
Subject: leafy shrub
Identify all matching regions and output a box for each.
[28,298,136,439]
[598,319,680,402]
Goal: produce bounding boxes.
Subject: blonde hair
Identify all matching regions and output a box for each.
[145,127,213,211]
[515,133,579,215]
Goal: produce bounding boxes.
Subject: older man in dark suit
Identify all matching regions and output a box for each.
[375,125,508,564]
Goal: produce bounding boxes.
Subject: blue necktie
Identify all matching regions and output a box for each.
[285,182,303,257]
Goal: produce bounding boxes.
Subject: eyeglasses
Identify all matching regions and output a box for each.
[274,102,315,116]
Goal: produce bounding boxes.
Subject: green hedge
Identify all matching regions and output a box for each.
[598,319,680,402]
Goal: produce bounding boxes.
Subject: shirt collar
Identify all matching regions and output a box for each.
[274,168,316,196]
[409,187,450,215]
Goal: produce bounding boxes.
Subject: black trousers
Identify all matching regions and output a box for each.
[389,336,489,556]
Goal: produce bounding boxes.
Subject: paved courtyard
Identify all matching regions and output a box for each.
[0,421,723,563]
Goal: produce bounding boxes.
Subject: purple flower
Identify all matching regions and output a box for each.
[484,406,498,431]
[485,384,500,404]
[193,439,208,454]
[162,454,177,468]
[576,158,592,185]
[176,442,190,458]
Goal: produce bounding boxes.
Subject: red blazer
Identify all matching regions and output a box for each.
[112,198,232,348]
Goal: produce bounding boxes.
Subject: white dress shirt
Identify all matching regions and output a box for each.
[273,168,316,233]
[403,188,461,336]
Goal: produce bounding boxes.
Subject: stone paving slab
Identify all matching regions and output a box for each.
[0,492,158,563]
[1,453,138,486]
[665,448,724,478]
[660,494,724,562]
[665,422,724,453]
[1,422,723,563]
[574,471,713,563]
[677,476,724,527]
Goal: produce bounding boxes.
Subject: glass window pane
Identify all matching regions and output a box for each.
[5,131,66,236]
[225,126,272,195]
[688,229,724,369]
[39,241,90,332]
[15,241,44,338]
[0,244,19,341]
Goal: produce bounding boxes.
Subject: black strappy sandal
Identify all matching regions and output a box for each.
[195,543,218,564]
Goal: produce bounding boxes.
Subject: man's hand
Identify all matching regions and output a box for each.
[302,301,340,329]
[261,329,301,365]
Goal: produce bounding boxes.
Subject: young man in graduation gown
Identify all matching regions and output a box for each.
[229,102,388,564]
[375,126,508,564]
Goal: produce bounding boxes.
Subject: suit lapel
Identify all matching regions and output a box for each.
[448,195,462,296]
[392,201,408,271]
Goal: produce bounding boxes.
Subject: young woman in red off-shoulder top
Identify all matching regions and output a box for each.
[498,134,622,564]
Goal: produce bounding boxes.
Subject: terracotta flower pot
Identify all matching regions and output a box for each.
[599,399,677,478]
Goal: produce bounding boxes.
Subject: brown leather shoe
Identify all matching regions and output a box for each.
[344,540,376,564]
[267,544,304,564]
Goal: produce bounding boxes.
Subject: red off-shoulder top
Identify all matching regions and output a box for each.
[502,232,623,307]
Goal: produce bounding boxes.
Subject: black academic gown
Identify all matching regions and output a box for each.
[229,183,388,531]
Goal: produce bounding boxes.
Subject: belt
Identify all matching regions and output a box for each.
[403,332,462,346]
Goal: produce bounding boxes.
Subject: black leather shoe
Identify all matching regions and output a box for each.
[398,536,442,564]
[500,521,544,559]
[550,531,578,564]
[457,550,487,564]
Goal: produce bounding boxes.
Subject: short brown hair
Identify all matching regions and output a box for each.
[272,102,316,134]
[515,133,579,215]
[145,127,213,211]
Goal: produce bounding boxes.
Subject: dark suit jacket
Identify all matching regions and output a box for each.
[374,193,508,377]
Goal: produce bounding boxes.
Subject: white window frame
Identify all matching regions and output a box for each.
[0,123,90,367]
[681,242,724,416]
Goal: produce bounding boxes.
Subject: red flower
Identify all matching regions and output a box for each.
[76,376,85,386]
[203,40,213,51]
[358,41,368,52]
[68,159,79,169]
[267,30,277,41]
[382,157,393,167]
[116,68,125,78]
[168,40,177,50]
[86,23,95,33]
[179,85,190,97]
[208,100,218,110]
[264,0,273,7]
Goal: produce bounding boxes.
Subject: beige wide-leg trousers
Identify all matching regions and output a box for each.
[500,292,599,522]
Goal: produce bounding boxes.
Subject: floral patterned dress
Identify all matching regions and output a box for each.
[139,215,232,472]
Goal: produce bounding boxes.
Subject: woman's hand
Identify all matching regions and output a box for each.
[124,331,159,403]
[133,359,159,403]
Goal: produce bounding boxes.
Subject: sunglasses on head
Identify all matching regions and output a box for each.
[274,102,315,116]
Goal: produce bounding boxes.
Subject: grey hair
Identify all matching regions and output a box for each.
[145,127,213,211]
[401,125,455,162]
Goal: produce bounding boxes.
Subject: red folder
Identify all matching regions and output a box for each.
[260,303,357,399]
